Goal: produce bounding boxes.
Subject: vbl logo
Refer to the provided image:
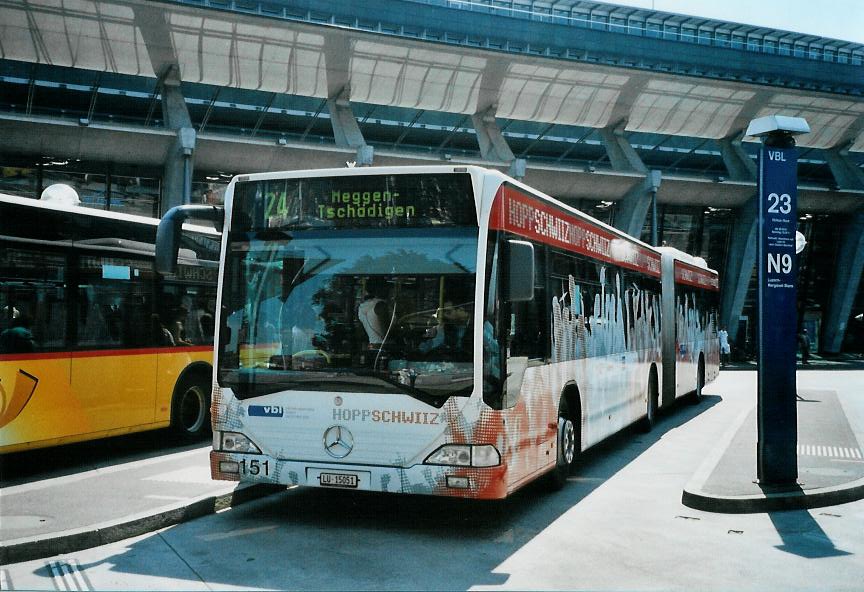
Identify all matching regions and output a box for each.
[248,405,285,417]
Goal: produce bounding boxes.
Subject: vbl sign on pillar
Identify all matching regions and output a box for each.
[757,145,798,484]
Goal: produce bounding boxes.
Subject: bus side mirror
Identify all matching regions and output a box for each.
[505,239,534,302]
[156,205,224,275]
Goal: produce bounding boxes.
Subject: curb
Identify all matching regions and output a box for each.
[0,483,284,565]
[682,403,864,513]
[682,475,864,514]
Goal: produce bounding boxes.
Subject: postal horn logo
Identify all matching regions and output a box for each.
[323,425,354,459]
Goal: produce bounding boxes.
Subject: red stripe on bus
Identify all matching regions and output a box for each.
[674,260,720,291]
[489,186,662,277]
[0,346,212,362]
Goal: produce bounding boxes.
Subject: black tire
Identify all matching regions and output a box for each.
[641,369,659,433]
[548,394,579,490]
[692,359,705,404]
[171,374,211,440]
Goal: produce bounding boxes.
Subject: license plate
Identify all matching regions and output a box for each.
[319,472,359,488]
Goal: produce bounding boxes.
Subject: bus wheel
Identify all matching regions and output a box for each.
[548,395,578,490]
[171,376,211,440]
[692,359,705,404]
[641,369,659,433]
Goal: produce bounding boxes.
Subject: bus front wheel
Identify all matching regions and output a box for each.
[171,375,211,440]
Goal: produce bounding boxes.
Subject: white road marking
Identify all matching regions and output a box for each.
[1,569,11,591]
[797,445,863,459]
[48,561,90,592]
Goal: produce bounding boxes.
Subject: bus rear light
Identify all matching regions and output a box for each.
[219,431,262,454]
[425,444,500,467]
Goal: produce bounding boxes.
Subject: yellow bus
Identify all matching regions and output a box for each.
[0,186,220,454]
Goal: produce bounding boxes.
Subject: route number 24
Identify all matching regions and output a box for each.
[767,193,792,214]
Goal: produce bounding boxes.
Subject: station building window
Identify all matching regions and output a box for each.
[111,175,160,217]
[43,169,108,210]
[0,157,160,217]
[0,166,38,197]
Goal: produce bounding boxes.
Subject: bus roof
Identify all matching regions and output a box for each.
[0,190,219,237]
[656,246,718,275]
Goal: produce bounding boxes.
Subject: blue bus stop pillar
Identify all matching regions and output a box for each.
[749,116,810,487]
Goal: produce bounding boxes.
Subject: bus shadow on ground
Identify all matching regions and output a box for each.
[48,394,720,591]
[0,428,208,487]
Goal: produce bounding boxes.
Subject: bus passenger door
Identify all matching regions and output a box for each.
[70,256,156,433]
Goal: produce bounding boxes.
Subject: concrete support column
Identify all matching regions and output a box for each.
[327,88,373,166]
[824,143,864,190]
[720,193,758,345]
[719,133,757,181]
[599,121,647,174]
[613,171,661,239]
[160,74,196,215]
[821,211,864,354]
[471,106,515,163]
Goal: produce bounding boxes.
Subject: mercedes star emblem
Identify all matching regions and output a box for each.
[323,425,354,458]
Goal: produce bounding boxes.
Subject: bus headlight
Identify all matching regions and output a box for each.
[424,444,500,467]
[219,431,262,454]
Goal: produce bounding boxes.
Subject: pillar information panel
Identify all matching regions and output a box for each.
[757,145,798,485]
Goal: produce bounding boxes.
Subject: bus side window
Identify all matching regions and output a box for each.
[0,248,67,354]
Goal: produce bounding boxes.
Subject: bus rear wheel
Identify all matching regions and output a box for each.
[548,395,579,490]
[691,358,705,404]
[171,376,211,440]
[641,369,659,432]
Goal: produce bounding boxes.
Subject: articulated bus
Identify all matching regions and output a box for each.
[658,247,721,408]
[157,165,719,499]
[0,187,220,454]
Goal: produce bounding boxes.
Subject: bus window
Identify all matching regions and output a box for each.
[76,255,154,349]
[0,248,67,354]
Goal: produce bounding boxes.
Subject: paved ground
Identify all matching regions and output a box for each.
[1,370,863,591]
[0,431,279,564]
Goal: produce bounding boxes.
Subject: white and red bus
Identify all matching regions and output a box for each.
[157,165,718,499]
[658,247,721,408]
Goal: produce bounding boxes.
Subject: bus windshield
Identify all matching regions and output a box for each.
[220,173,478,405]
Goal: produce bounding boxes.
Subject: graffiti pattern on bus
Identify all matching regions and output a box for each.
[676,292,720,372]
[551,270,661,362]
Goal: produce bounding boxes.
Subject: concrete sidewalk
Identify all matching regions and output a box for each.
[683,375,864,513]
[0,445,281,564]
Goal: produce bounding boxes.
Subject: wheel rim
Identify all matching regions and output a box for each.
[559,417,575,466]
[179,385,207,434]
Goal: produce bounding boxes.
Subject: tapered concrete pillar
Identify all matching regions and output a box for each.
[720,194,758,345]
[599,121,647,175]
[471,106,515,163]
[160,75,196,215]
[719,133,757,181]
[822,212,864,354]
[613,171,662,240]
